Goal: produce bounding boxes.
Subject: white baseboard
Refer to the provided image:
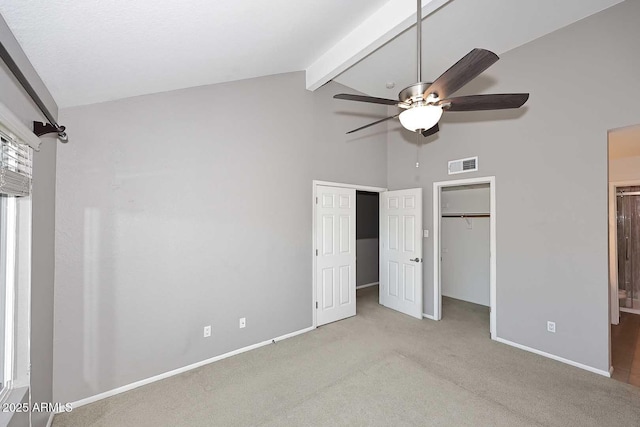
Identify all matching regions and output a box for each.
[46,412,55,427]
[495,337,611,377]
[356,282,379,289]
[422,313,437,320]
[64,326,315,412]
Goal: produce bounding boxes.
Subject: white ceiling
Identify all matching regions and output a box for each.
[0,0,623,108]
[0,0,389,107]
[610,125,640,160]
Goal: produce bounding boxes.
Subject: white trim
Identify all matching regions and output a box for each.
[63,326,315,412]
[312,180,386,328]
[495,337,611,377]
[0,101,41,151]
[432,176,496,339]
[620,307,640,315]
[46,411,55,427]
[489,179,496,337]
[356,282,379,289]
[422,313,436,320]
[313,180,387,193]
[609,181,619,325]
[432,185,440,321]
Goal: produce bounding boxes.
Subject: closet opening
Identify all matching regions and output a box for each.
[433,176,496,338]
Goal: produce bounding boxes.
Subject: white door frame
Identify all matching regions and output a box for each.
[609,179,640,322]
[433,176,496,339]
[312,180,387,328]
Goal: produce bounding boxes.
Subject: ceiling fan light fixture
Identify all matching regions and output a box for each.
[332,2,528,136]
[398,105,443,132]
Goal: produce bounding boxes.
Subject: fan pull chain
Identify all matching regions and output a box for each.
[415,132,421,168]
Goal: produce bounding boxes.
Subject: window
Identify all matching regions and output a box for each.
[0,194,16,398]
[0,130,32,401]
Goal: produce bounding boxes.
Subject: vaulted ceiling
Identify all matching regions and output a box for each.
[0,0,623,108]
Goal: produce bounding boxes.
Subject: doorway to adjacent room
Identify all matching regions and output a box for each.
[608,124,640,386]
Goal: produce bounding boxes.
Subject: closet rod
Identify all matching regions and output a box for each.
[617,191,640,196]
[442,213,490,218]
[0,40,67,141]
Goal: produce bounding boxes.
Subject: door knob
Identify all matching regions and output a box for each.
[410,258,421,262]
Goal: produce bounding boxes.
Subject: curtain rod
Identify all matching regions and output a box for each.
[0,40,67,142]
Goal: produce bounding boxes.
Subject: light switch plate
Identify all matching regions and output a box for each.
[423,229,429,238]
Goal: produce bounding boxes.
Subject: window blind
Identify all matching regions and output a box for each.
[0,131,32,197]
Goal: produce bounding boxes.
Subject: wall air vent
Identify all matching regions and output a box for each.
[448,156,478,175]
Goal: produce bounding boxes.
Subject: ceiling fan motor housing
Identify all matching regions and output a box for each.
[399,82,436,104]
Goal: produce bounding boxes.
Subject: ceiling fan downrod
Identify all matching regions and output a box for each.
[416,0,422,83]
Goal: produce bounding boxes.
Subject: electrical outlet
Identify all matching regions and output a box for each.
[203,325,211,337]
[547,321,556,333]
[239,317,246,329]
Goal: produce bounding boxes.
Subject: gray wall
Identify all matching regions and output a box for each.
[0,14,58,427]
[387,0,640,372]
[356,239,379,286]
[441,186,490,306]
[54,71,387,403]
[356,192,379,239]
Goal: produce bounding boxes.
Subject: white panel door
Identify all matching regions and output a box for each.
[380,189,423,319]
[316,185,356,326]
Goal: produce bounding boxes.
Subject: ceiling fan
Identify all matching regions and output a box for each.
[334,0,529,136]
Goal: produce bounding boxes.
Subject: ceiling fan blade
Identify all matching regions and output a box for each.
[421,123,439,137]
[346,114,400,134]
[334,93,407,107]
[439,93,529,111]
[424,49,499,100]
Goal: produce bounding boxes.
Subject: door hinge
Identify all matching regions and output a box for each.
[316,249,318,256]
[316,197,318,204]
[316,301,318,309]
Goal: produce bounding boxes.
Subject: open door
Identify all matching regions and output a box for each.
[315,185,356,326]
[380,189,423,319]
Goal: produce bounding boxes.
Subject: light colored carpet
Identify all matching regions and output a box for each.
[53,286,640,426]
